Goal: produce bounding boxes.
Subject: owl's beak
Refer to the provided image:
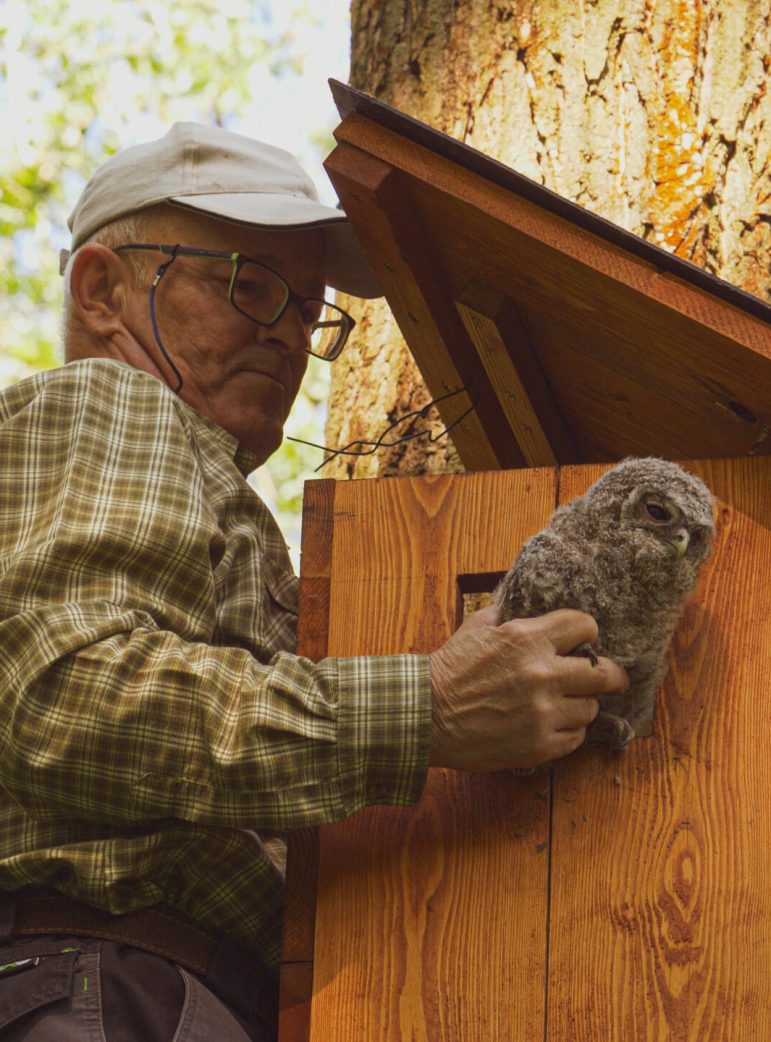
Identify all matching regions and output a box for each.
[673,527,690,559]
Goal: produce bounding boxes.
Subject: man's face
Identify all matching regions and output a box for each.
[123,208,325,464]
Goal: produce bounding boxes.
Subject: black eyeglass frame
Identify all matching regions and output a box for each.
[112,242,355,362]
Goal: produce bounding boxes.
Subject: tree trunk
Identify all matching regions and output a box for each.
[325,0,770,479]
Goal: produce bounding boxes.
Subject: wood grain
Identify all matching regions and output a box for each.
[332,112,771,353]
[279,479,335,1042]
[413,183,771,464]
[327,113,771,470]
[323,143,514,471]
[282,459,770,1040]
[456,297,561,468]
[295,478,336,662]
[308,469,557,1042]
[312,771,552,1042]
[462,284,578,465]
[547,457,771,1041]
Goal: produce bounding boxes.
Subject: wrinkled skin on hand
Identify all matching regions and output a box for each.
[428,606,630,772]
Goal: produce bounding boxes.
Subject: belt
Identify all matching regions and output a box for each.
[0,888,278,1034]
[7,889,217,976]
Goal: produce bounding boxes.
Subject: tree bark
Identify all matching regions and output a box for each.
[325,0,771,479]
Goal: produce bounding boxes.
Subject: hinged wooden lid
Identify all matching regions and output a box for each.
[325,80,771,471]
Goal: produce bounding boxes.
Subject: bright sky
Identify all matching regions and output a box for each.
[248,1,352,203]
[1,0,352,217]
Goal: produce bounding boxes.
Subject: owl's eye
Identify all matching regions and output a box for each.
[645,501,671,523]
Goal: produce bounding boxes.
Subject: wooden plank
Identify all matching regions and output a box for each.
[311,770,552,1042]
[455,302,556,466]
[329,80,771,330]
[295,478,336,664]
[333,112,771,355]
[456,281,577,466]
[308,469,558,1042]
[278,954,315,1042]
[512,281,771,461]
[325,469,554,654]
[413,184,771,463]
[279,479,336,1042]
[280,826,320,966]
[547,457,771,1040]
[524,337,762,464]
[327,112,771,466]
[323,142,523,471]
[285,478,336,960]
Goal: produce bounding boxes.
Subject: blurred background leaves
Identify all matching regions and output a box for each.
[0,0,351,564]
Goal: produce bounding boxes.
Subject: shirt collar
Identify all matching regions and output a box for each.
[183,404,258,477]
[73,359,261,477]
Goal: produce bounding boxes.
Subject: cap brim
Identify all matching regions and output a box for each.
[169,193,382,299]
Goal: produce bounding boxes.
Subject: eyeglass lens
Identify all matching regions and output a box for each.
[230,261,349,360]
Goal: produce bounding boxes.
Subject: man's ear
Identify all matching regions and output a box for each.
[68,244,134,337]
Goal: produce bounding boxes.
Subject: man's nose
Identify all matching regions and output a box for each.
[270,302,310,353]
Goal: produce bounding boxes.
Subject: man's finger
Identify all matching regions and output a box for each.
[502,608,599,655]
[550,727,589,761]
[554,697,599,731]
[557,654,630,696]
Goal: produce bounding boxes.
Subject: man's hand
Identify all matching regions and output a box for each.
[428,606,629,772]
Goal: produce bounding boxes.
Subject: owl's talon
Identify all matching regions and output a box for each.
[587,711,635,749]
[572,641,599,667]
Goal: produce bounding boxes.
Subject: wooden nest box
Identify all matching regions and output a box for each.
[279,82,771,1041]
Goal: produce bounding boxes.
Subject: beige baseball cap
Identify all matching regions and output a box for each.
[60,121,381,299]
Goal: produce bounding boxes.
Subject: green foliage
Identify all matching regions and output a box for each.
[0,0,300,381]
[250,356,330,562]
[0,0,345,561]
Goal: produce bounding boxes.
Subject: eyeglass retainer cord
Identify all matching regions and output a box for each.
[149,244,184,394]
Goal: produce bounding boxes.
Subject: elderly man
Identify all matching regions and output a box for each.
[0,123,627,1041]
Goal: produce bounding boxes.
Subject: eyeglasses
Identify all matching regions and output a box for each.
[113,243,355,361]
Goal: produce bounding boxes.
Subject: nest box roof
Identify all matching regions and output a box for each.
[325,79,771,471]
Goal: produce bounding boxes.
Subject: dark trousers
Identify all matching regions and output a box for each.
[0,883,279,1042]
[0,933,264,1041]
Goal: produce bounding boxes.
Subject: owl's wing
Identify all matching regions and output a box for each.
[496,530,588,620]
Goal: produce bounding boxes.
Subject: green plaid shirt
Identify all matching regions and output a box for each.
[0,358,430,968]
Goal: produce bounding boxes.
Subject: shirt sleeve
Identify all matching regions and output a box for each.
[0,362,431,830]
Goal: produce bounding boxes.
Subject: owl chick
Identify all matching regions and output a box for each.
[495,458,714,752]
